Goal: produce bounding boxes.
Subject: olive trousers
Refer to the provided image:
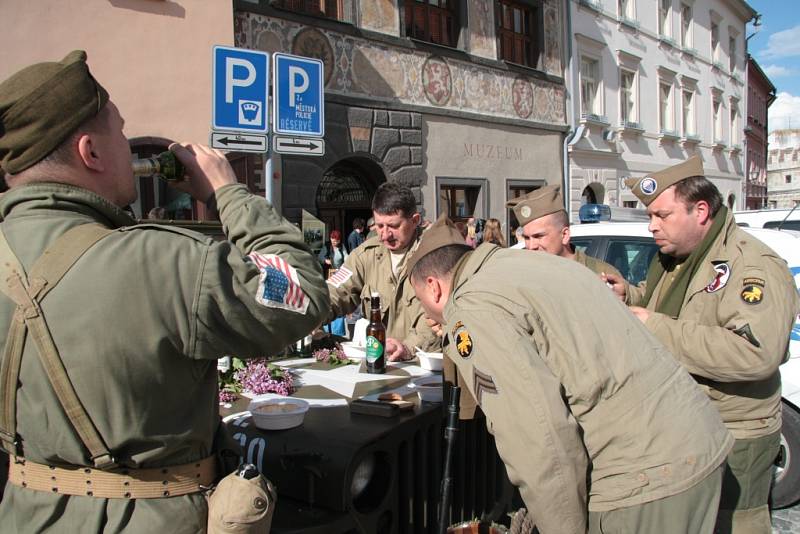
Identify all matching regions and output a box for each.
[587,464,723,534]
[714,431,781,534]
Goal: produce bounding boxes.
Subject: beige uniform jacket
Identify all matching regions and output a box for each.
[443,244,733,534]
[326,233,439,351]
[0,183,329,534]
[574,248,622,278]
[627,211,799,439]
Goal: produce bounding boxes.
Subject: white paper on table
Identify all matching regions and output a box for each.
[351,318,369,347]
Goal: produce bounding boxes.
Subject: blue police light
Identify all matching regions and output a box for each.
[579,203,612,223]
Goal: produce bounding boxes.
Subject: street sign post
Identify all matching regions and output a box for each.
[273,53,324,138]
[212,46,269,133]
[273,135,325,156]
[211,132,268,153]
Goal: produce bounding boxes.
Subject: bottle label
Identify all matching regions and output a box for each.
[365,336,384,363]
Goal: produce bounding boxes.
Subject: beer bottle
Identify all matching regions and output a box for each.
[131,150,185,182]
[365,292,386,374]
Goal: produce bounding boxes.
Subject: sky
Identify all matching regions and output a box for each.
[748,0,800,131]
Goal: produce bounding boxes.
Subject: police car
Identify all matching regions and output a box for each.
[570,206,800,509]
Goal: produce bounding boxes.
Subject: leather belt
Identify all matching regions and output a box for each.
[9,456,216,499]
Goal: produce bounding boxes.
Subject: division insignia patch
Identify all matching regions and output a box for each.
[452,322,473,358]
[705,262,730,293]
[741,285,764,305]
[742,277,765,288]
[473,367,498,404]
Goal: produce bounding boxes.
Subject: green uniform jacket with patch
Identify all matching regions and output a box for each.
[0,182,329,533]
[626,211,799,439]
[326,233,439,351]
[443,244,733,534]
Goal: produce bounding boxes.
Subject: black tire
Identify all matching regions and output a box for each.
[772,401,800,509]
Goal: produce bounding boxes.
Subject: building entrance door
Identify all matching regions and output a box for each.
[316,157,385,241]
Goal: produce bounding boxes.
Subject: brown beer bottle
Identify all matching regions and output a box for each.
[365,292,386,374]
[131,151,185,182]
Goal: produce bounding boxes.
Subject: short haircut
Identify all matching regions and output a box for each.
[410,244,472,283]
[38,104,110,168]
[672,176,723,217]
[372,182,417,217]
[549,210,569,229]
[352,217,365,230]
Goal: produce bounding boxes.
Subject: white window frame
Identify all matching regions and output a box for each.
[682,88,696,137]
[729,97,740,147]
[580,54,603,119]
[712,91,724,145]
[618,0,636,21]
[658,0,671,38]
[620,68,638,126]
[659,80,675,134]
[680,2,693,49]
[728,28,739,74]
[710,12,722,63]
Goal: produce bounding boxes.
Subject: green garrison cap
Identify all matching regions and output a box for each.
[0,50,109,174]
[624,155,705,206]
[508,184,565,226]
[406,214,466,275]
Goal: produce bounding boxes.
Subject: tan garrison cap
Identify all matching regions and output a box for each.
[509,185,565,226]
[624,155,705,206]
[406,214,466,275]
[0,50,109,174]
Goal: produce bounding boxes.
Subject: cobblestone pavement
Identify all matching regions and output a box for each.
[772,504,800,533]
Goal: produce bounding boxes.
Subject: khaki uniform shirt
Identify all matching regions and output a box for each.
[327,234,439,351]
[0,183,329,533]
[627,211,799,439]
[574,248,622,278]
[443,244,733,534]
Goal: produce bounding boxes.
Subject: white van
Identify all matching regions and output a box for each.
[734,208,800,232]
[570,221,800,509]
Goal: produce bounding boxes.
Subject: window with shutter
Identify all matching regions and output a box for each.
[496,0,541,69]
[403,0,459,47]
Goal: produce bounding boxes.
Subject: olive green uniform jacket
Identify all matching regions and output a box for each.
[574,248,622,278]
[326,233,438,351]
[0,183,329,533]
[626,211,799,439]
[443,244,733,534]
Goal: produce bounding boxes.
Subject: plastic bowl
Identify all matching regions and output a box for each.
[341,341,366,359]
[248,398,309,430]
[416,351,443,372]
[411,376,443,403]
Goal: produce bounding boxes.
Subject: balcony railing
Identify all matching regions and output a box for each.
[581,112,610,125]
[579,0,602,12]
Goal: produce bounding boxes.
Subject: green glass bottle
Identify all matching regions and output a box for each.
[131,151,185,182]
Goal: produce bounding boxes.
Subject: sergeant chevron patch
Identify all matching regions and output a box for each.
[473,367,498,404]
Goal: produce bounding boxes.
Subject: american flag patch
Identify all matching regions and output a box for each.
[249,252,309,314]
[327,266,353,288]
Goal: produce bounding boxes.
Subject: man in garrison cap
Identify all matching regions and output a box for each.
[0,51,329,532]
[405,215,734,534]
[509,184,622,278]
[604,155,799,533]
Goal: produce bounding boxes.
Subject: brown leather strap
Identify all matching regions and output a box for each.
[9,456,216,499]
[0,224,116,467]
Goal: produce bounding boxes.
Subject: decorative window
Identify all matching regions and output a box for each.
[682,89,695,137]
[711,21,720,61]
[730,104,739,145]
[496,0,543,68]
[404,0,460,47]
[274,0,347,21]
[618,0,635,20]
[680,3,693,48]
[620,69,637,125]
[729,34,737,72]
[786,175,792,184]
[659,81,674,133]
[581,56,601,117]
[658,0,671,37]
[712,95,723,143]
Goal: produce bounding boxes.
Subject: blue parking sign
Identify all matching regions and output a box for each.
[212,46,269,133]
[273,53,324,137]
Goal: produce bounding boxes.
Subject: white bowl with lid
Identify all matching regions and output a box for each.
[248,398,309,430]
[415,350,444,372]
[410,376,443,403]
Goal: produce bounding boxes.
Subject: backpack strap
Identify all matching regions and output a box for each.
[0,223,117,468]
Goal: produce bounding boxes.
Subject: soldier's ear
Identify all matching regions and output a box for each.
[76,133,103,172]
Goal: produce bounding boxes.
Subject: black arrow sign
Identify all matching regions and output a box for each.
[216,136,263,146]
[279,140,319,150]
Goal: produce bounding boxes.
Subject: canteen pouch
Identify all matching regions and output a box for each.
[207,471,277,534]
